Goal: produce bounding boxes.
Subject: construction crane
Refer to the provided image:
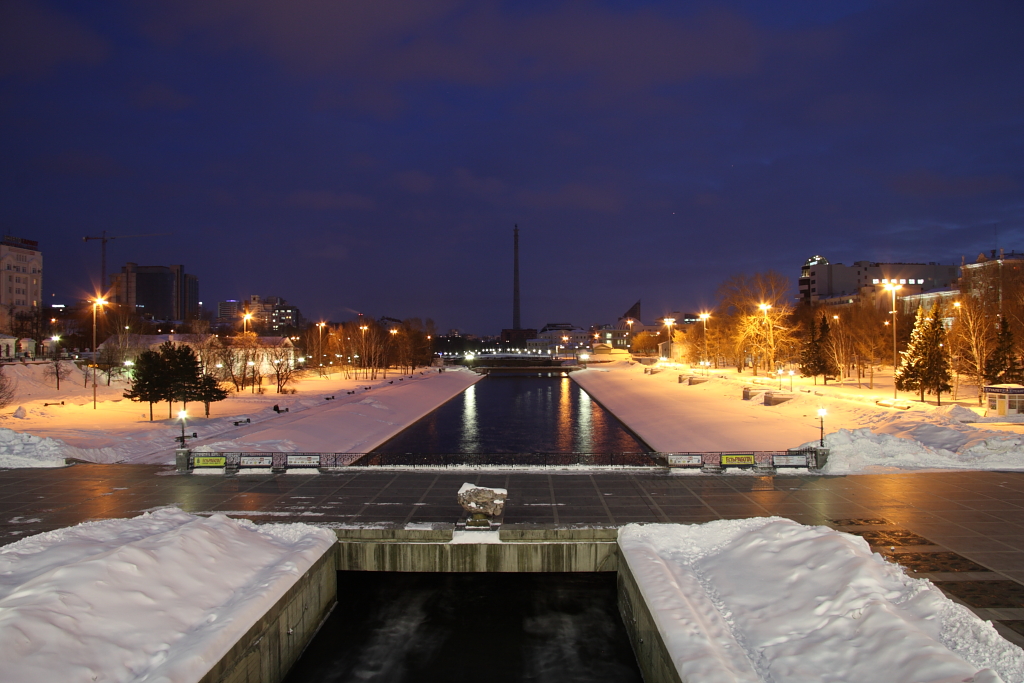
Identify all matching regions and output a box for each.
[82,231,171,293]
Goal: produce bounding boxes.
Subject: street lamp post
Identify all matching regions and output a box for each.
[178,410,188,445]
[789,369,794,392]
[316,322,326,377]
[883,283,902,399]
[92,297,107,409]
[663,318,676,361]
[758,303,772,374]
[359,325,368,379]
[818,408,827,447]
[699,313,710,366]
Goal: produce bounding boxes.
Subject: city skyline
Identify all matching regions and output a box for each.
[2,1,1021,333]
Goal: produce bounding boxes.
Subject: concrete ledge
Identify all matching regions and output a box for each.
[617,554,683,683]
[499,525,619,542]
[333,526,454,542]
[198,543,338,683]
[338,539,618,572]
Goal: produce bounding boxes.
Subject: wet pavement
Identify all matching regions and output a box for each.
[4,464,1024,645]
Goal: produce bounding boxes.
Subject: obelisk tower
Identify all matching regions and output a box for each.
[512,225,521,329]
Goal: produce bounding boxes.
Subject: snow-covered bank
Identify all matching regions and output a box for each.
[0,367,481,466]
[576,362,1024,473]
[190,368,482,458]
[620,519,1024,683]
[0,508,335,683]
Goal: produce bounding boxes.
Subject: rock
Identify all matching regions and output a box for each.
[13,406,26,419]
[457,483,507,517]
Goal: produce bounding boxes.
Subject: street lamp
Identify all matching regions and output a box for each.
[883,283,902,399]
[699,313,710,365]
[242,311,253,334]
[178,410,188,446]
[316,322,326,377]
[51,335,60,360]
[663,317,675,360]
[758,303,772,373]
[788,369,794,392]
[817,408,827,447]
[92,297,107,409]
[359,325,368,379]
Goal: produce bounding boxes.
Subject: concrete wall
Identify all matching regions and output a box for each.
[198,544,338,683]
[617,554,684,683]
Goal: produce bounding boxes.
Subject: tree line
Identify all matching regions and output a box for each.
[671,269,1024,406]
[124,342,227,420]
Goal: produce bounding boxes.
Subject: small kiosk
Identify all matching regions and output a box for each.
[983,384,1024,417]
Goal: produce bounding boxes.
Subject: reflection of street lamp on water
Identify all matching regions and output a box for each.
[92,297,107,410]
[818,408,827,447]
[883,283,902,399]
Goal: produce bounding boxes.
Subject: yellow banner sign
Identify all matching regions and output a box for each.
[194,456,226,467]
[721,454,755,466]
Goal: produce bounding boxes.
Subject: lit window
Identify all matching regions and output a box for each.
[872,279,879,284]
[899,279,906,284]
[918,279,924,284]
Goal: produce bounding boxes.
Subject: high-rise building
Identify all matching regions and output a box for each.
[111,263,199,321]
[798,255,957,305]
[217,300,240,320]
[0,236,43,325]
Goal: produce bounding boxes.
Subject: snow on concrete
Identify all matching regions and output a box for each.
[620,519,1024,683]
[0,507,335,683]
[0,429,67,468]
[576,362,1024,473]
[0,367,480,466]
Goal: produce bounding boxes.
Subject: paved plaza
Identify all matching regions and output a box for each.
[4,464,1024,645]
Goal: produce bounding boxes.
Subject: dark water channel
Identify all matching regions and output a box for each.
[373,375,648,455]
[284,572,643,683]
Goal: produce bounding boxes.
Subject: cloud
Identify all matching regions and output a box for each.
[287,190,375,210]
[142,1,765,90]
[516,182,623,213]
[34,150,120,176]
[133,83,192,110]
[394,171,435,195]
[890,170,1018,199]
[0,0,108,78]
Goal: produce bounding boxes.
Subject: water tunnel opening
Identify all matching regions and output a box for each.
[285,571,643,683]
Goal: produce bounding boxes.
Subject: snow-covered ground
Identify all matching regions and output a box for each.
[620,519,1024,683]
[0,363,480,466]
[0,507,335,683]
[574,361,1024,473]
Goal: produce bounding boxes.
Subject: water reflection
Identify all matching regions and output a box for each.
[459,384,479,452]
[376,376,648,454]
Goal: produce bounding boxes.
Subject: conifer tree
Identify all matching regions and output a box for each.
[895,306,928,400]
[985,318,1024,384]
[196,374,228,418]
[123,350,167,421]
[919,303,952,405]
[799,315,838,384]
[160,342,202,417]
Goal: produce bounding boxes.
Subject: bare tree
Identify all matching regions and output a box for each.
[951,294,996,405]
[0,367,16,408]
[265,341,299,393]
[719,271,796,374]
[43,359,74,390]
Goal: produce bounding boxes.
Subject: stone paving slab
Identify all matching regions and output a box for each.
[3,464,1024,647]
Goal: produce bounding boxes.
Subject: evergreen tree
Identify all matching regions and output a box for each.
[919,303,952,405]
[159,342,202,417]
[195,374,229,417]
[895,306,928,400]
[798,315,838,384]
[984,318,1024,384]
[123,350,167,421]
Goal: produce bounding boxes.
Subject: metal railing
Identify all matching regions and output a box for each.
[182,447,827,471]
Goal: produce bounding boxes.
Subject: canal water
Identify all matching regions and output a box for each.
[284,572,643,683]
[373,375,648,454]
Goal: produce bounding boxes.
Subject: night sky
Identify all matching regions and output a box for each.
[2,1,1021,334]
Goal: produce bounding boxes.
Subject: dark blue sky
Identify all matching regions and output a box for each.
[2,0,1021,334]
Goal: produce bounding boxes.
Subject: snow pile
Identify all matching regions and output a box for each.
[620,519,1024,683]
[0,507,335,683]
[0,427,68,468]
[805,426,1024,473]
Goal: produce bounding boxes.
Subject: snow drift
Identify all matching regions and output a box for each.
[620,519,1024,683]
[0,507,335,683]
